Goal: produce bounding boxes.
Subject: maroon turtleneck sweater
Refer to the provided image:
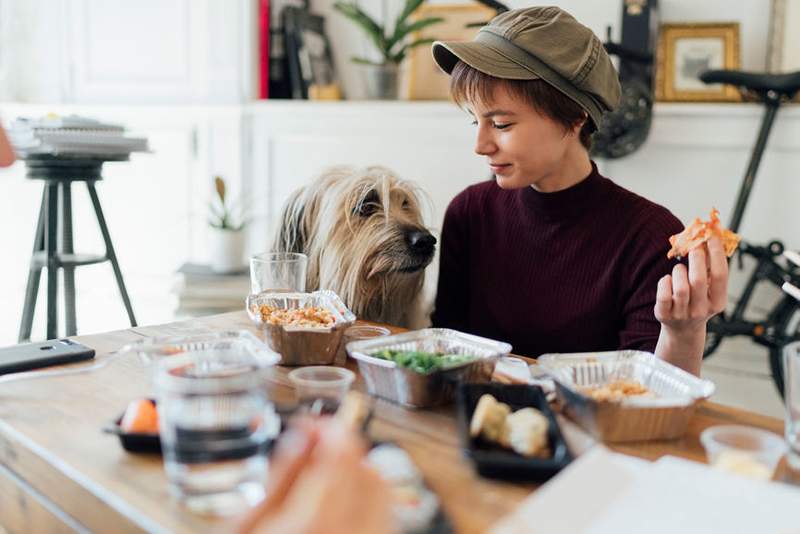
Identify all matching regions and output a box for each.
[431,163,684,358]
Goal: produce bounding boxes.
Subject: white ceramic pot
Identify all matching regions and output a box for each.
[209,227,245,274]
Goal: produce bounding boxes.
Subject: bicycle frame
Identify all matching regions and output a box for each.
[710,242,800,349]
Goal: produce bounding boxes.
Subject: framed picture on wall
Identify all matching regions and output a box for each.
[404,4,496,101]
[655,22,741,102]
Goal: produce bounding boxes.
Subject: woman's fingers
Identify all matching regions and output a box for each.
[687,245,708,318]
[655,274,673,322]
[671,263,690,320]
[706,237,729,313]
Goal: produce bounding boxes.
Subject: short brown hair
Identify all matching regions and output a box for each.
[450,60,594,150]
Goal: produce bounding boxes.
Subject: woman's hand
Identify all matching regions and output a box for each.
[238,418,394,534]
[654,237,729,375]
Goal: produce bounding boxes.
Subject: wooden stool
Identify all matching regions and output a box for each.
[18,154,137,341]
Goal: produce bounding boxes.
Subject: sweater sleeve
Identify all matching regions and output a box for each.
[431,190,471,330]
[617,207,685,352]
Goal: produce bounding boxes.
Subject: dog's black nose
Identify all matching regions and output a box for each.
[406,230,436,255]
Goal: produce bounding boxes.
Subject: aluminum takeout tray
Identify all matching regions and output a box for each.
[246,290,356,366]
[347,328,511,408]
[537,350,715,443]
[118,330,281,367]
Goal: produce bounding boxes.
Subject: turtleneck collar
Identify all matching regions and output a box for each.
[515,160,604,219]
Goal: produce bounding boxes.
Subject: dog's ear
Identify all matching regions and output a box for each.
[273,187,307,253]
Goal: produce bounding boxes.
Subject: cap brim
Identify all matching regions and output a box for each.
[432,40,540,80]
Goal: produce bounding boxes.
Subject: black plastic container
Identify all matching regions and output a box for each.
[456,383,573,481]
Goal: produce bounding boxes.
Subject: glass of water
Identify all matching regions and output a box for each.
[250,252,308,294]
[785,341,800,470]
[154,349,279,516]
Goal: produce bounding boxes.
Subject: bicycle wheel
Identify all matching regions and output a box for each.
[769,306,800,397]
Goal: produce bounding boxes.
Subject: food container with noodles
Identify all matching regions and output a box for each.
[538,350,715,442]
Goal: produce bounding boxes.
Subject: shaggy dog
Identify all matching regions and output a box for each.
[273,165,436,327]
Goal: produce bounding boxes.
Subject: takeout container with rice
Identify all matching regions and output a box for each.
[346,328,511,408]
[246,290,356,366]
[537,350,715,442]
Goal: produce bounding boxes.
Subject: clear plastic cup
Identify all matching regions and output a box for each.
[288,366,355,415]
[336,325,392,365]
[700,425,787,480]
[154,349,278,516]
[249,252,308,294]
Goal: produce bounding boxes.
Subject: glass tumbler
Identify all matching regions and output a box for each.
[288,366,355,415]
[154,349,276,516]
[249,252,308,294]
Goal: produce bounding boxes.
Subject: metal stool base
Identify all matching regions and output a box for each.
[18,157,137,342]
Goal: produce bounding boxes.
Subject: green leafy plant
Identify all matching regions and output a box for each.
[209,175,246,231]
[333,0,443,65]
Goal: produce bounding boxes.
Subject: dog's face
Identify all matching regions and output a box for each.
[274,166,436,325]
[343,177,436,278]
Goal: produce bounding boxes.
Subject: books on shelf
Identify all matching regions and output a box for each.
[172,263,250,317]
[259,0,270,99]
[283,6,338,100]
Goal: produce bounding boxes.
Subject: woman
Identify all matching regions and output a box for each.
[430,6,727,376]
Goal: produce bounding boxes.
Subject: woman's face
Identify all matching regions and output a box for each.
[467,84,587,192]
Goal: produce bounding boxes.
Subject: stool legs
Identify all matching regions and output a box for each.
[62,181,77,336]
[19,179,138,341]
[87,183,137,327]
[45,182,59,340]
[18,189,46,342]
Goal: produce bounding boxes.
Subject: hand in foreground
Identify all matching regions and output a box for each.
[238,418,394,534]
[654,237,728,375]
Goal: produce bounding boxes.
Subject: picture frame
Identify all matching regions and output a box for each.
[404,4,496,101]
[655,22,741,102]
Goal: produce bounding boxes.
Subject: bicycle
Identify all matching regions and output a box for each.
[698,69,800,396]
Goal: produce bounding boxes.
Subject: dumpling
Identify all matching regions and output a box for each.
[470,394,511,442]
[502,407,549,458]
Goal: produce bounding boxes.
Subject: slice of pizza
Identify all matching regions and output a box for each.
[667,208,741,259]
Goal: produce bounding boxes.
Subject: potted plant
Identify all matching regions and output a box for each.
[208,175,247,273]
[334,0,443,99]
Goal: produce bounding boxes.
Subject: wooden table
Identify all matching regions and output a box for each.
[0,312,787,534]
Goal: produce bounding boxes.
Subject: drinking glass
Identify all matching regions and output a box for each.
[154,349,277,516]
[784,341,800,470]
[249,252,308,294]
[288,366,355,415]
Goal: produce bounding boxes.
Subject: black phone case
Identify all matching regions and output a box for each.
[0,339,95,374]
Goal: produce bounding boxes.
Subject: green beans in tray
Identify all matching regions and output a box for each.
[371,349,477,374]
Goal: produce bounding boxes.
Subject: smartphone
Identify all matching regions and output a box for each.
[0,339,95,375]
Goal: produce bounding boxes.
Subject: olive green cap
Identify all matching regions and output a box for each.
[432,6,621,129]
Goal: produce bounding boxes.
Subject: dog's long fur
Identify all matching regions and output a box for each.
[273,166,435,327]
